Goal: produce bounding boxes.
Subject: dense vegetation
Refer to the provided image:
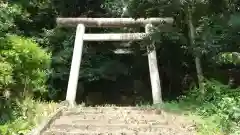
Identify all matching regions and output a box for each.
[0,0,239,134]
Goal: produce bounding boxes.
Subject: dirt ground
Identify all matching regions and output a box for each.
[43,106,196,135]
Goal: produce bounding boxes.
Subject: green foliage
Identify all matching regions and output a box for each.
[0,62,14,91]
[103,0,126,16]
[137,101,224,135]
[148,80,239,135]
[38,27,130,100]
[0,35,51,129]
[0,35,51,96]
[0,2,29,35]
[0,3,21,32]
[216,52,240,65]
[0,98,58,135]
[0,0,240,134]
[181,80,240,133]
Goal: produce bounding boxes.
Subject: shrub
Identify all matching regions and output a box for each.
[0,3,25,33]
[0,62,14,92]
[182,79,240,133]
[0,98,58,135]
[0,34,51,97]
[0,34,51,126]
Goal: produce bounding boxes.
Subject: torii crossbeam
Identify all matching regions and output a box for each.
[56,17,174,106]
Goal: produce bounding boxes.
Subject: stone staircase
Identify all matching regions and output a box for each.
[42,106,195,135]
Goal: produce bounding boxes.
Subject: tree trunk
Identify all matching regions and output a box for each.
[186,4,205,94]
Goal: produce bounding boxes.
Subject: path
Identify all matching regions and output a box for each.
[42,106,196,135]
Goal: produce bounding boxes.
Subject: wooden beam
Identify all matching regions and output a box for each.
[56,17,173,27]
[83,33,148,41]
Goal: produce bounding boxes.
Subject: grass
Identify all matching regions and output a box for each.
[0,98,58,135]
[136,80,240,135]
[0,99,232,135]
[163,102,224,135]
[137,102,224,135]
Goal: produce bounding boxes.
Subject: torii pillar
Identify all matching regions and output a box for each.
[56,17,173,106]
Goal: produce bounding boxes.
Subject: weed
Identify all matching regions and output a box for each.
[0,98,58,135]
[137,79,240,135]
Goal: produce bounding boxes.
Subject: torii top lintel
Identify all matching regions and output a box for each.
[56,17,173,27]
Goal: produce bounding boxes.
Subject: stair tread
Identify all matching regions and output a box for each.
[52,119,169,125]
[51,123,180,130]
[43,128,190,135]
[55,114,168,122]
[64,109,161,116]
[41,107,195,135]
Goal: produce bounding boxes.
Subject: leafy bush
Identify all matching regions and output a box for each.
[0,34,51,97]
[0,62,14,92]
[0,34,52,129]
[183,80,240,133]
[0,2,26,33]
[216,52,240,65]
[0,98,58,135]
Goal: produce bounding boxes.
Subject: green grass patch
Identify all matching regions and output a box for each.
[137,80,240,135]
[137,102,224,135]
[0,98,58,135]
[162,102,224,135]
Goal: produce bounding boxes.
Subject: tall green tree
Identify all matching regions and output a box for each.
[108,0,240,92]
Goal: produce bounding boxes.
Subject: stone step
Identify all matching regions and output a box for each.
[43,130,170,135]
[43,128,188,135]
[55,114,168,122]
[52,118,169,125]
[64,108,160,116]
[50,124,179,132]
[42,107,195,135]
[66,107,138,111]
[66,107,157,111]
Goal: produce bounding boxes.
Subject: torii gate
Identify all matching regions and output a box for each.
[56,17,173,106]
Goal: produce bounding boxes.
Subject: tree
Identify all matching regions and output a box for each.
[110,0,240,94]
